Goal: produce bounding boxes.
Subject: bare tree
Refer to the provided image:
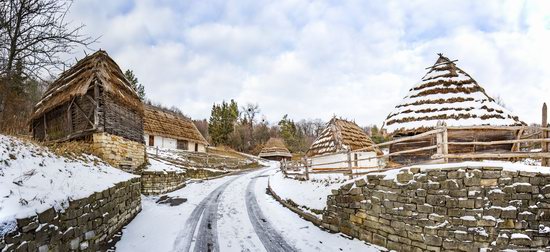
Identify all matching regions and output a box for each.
[0,0,96,79]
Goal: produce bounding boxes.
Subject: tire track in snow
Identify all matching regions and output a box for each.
[172,175,241,252]
[246,172,297,252]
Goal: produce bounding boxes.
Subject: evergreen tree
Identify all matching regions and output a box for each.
[124,69,145,100]
[209,100,239,145]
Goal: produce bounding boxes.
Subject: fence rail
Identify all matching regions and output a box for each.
[282,104,550,180]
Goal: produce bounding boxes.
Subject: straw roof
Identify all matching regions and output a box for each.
[31,50,142,121]
[307,117,381,157]
[258,138,292,158]
[383,54,524,136]
[144,105,208,145]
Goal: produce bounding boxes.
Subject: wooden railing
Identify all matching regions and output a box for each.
[282,104,550,180]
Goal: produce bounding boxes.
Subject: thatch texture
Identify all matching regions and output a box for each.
[384,54,524,136]
[31,50,143,121]
[258,138,292,158]
[307,117,381,157]
[144,105,208,145]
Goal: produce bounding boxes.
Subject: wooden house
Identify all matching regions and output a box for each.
[382,54,524,164]
[307,117,382,169]
[143,105,208,152]
[30,50,145,170]
[258,138,292,161]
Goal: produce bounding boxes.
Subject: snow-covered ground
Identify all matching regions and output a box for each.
[116,163,383,251]
[0,135,136,236]
[269,170,350,214]
[145,158,185,172]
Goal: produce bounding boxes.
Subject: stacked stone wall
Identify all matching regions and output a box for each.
[1,177,141,251]
[92,133,145,171]
[185,168,228,179]
[322,165,550,251]
[141,171,186,195]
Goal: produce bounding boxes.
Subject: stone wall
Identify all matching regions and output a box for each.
[92,133,146,171]
[141,171,186,195]
[1,178,141,251]
[322,165,550,251]
[185,168,228,179]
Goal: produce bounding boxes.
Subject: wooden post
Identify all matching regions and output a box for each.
[436,121,444,156]
[93,81,100,130]
[347,150,353,179]
[442,122,449,163]
[304,156,310,181]
[43,114,48,141]
[543,103,548,166]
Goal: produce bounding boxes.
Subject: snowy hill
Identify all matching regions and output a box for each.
[0,135,137,236]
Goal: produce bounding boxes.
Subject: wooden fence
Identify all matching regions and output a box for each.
[282,104,550,180]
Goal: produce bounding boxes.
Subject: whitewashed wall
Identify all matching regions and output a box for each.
[311,151,379,170]
[144,134,206,153]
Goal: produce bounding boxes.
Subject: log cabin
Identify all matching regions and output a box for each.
[30,50,145,171]
[258,138,292,161]
[307,117,382,169]
[382,54,524,165]
[144,105,208,152]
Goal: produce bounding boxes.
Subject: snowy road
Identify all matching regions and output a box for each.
[115,165,382,252]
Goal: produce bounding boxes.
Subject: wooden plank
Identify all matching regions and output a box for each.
[446,125,550,131]
[448,138,550,146]
[367,128,443,148]
[437,152,550,159]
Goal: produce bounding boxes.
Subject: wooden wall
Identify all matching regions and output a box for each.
[389,129,516,165]
[103,93,144,143]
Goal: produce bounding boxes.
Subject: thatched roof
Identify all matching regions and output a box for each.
[307,117,381,157]
[383,54,524,136]
[31,50,142,121]
[144,105,208,145]
[258,138,292,158]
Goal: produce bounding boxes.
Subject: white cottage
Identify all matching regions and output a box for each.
[143,105,208,152]
[307,117,382,170]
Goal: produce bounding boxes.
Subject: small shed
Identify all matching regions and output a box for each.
[307,117,381,169]
[258,138,292,161]
[30,50,145,170]
[143,105,208,152]
[383,54,524,164]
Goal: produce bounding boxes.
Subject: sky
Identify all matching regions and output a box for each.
[65,0,550,126]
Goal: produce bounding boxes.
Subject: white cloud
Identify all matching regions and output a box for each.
[65,0,550,126]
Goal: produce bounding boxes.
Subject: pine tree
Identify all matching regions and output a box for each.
[124,69,145,100]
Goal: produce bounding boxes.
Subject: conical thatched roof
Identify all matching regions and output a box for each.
[144,105,208,145]
[31,50,142,120]
[307,117,381,157]
[258,138,292,158]
[383,54,523,136]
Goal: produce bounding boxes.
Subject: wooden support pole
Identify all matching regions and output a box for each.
[442,122,449,163]
[543,103,548,166]
[93,81,100,130]
[347,150,353,179]
[304,156,310,181]
[43,114,47,141]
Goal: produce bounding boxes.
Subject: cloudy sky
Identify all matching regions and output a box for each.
[66,0,550,126]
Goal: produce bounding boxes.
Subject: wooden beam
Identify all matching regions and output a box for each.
[543,103,548,166]
[365,128,443,149]
[74,101,94,127]
[446,125,550,131]
[448,138,550,146]
[43,114,47,141]
[93,81,100,129]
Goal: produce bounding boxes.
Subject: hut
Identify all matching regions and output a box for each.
[143,105,208,152]
[30,50,145,170]
[307,117,382,169]
[258,138,292,161]
[383,54,524,164]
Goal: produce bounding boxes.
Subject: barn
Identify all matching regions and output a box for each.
[307,117,382,169]
[383,54,524,165]
[143,105,208,152]
[258,138,292,161]
[30,50,145,170]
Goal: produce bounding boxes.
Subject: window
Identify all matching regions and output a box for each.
[195,143,199,152]
[177,140,188,150]
[148,135,154,146]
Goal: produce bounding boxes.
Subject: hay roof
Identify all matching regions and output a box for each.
[31,50,142,121]
[307,117,381,157]
[383,54,524,136]
[144,105,208,145]
[258,138,292,158]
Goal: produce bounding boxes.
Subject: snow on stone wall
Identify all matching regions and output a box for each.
[322,163,550,251]
[1,178,141,251]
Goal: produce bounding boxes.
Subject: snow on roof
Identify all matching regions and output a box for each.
[383,54,524,136]
[307,117,381,157]
[258,138,292,158]
[0,135,137,233]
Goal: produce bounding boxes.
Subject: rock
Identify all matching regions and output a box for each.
[397,172,414,183]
